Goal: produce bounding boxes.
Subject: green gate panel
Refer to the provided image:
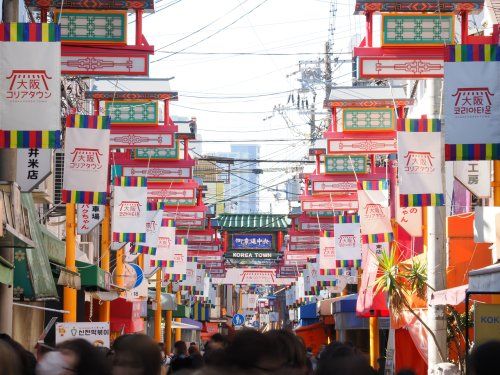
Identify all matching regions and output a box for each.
[105,100,159,126]
[132,142,180,160]
[342,108,395,132]
[173,305,191,319]
[0,257,13,286]
[56,10,127,44]
[325,155,368,174]
[382,14,454,46]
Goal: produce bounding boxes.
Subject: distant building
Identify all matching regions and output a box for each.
[215,144,260,214]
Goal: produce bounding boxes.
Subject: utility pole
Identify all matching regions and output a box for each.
[426,78,447,371]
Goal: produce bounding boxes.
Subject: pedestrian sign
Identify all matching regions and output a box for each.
[232,314,245,326]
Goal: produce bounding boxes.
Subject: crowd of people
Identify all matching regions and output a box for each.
[0,330,499,374]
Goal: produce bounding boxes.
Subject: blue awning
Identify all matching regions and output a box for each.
[181,318,202,330]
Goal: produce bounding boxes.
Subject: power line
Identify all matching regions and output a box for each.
[200,157,314,163]
[154,0,251,51]
[151,0,270,63]
[191,139,313,143]
[154,50,352,56]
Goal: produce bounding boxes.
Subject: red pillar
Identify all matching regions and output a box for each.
[164,100,170,126]
[93,99,100,116]
[135,9,143,45]
[41,8,48,22]
[461,11,468,44]
[184,139,189,160]
[277,231,284,252]
[222,231,228,253]
[366,12,373,47]
[304,177,310,196]
[332,107,338,132]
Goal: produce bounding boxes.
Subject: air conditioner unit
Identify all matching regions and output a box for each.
[53,150,65,207]
[77,241,94,263]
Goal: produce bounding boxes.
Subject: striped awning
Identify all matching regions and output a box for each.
[217,214,289,231]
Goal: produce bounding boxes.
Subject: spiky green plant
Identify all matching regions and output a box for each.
[373,248,445,362]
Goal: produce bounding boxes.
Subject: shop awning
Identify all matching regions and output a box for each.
[147,290,176,310]
[76,261,111,291]
[469,263,500,293]
[429,284,468,306]
[0,256,13,286]
[171,320,202,330]
[218,214,289,230]
[13,194,58,301]
[319,294,357,316]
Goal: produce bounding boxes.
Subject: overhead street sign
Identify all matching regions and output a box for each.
[232,314,245,327]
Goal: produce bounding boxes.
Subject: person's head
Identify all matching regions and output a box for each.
[316,342,373,375]
[174,340,188,356]
[188,345,200,356]
[56,338,111,375]
[0,340,22,375]
[0,333,36,375]
[468,340,500,375]
[190,342,196,347]
[112,334,162,375]
[207,333,227,350]
[264,329,308,372]
[225,329,273,371]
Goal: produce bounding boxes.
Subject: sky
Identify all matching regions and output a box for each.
[141,0,364,213]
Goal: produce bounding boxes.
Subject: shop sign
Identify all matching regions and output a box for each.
[289,243,319,251]
[56,322,110,347]
[77,204,104,234]
[110,133,174,149]
[16,148,52,192]
[289,235,319,244]
[312,180,357,193]
[474,303,500,346]
[188,244,219,252]
[61,51,149,76]
[232,234,273,250]
[302,199,358,211]
[299,222,335,231]
[225,251,279,259]
[453,161,491,198]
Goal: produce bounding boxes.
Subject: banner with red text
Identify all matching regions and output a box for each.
[62,115,110,204]
[444,45,500,160]
[357,181,393,243]
[319,235,335,271]
[0,23,61,148]
[397,118,444,206]
[333,222,361,268]
[131,210,162,255]
[112,177,147,243]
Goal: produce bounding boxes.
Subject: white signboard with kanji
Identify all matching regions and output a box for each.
[453,161,491,198]
[16,148,51,192]
[77,204,104,235]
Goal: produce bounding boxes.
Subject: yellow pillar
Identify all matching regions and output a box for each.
[116,248,124,288]
[154,269,162,342]
[63,203,77,322]
[164,283,173,354]
[494,161,500,205]
[369,317,380,369]
[175,290,181,341]
[98,205,110,322]
[137,254,144,269]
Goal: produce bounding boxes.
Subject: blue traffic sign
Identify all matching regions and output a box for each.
[232,314,245,326]
[252,320,260,329]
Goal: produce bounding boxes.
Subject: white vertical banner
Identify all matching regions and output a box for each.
[62,115,110,204]
[145,224,176,276]
[0,39,61,133]
[131,210,162,255]
[444,48,500,160]
[163,244,187,282]
[333,223,361,267]
[357,181,393,243]
[319,236,336,270]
